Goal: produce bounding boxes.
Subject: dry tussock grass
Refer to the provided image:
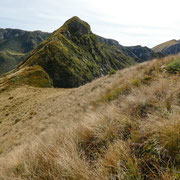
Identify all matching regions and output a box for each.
[0,55,179,179]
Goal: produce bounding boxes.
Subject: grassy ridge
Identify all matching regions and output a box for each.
[152,40,178,53]
[0,65,52,92]
[0,55,179,179]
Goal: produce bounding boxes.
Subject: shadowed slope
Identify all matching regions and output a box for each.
[153,40,177,52]
[153,39,180,55]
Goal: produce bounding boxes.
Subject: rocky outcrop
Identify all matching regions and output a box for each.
[21,16,136,88]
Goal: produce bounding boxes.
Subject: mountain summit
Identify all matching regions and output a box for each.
[60,16,91,37]
[20,16,136,88]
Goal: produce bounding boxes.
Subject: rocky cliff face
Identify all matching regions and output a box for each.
[126,46,164,62]
[21,16,136,88]
[0,29,50,75]
[96,35,138,61]
[96,36,163,62]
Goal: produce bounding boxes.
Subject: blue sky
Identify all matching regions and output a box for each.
[1,0,180,47]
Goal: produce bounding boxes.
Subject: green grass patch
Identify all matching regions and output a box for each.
[131,78,141,87]
[100,84,131,103]
[108,69,116,75]
[0,66,53,92]
[166,58,180,73]
[10,66,53,88]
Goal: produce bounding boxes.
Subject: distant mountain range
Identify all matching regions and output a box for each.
[0,28,50,75]
[97,36,163,63]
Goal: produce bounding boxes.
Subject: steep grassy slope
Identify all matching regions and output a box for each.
[0,29,50,75]
[21,16,136,88]
[0,55,179,179]
[153,39,180,55]
[153,40,177,52]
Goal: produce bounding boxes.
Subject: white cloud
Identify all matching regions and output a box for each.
[0,0,180,47]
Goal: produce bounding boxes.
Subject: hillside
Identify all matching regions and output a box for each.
[152,40,177,52]
[153,39,180,55]
[0,50,25,75]
[97,36,163,62]
[0,55,179,179]
[0,28,50,75]
[19,16,137,88]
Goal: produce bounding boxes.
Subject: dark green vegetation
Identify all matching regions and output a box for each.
[166,58,180,73]
[21,16,137,88]
[153,39,180,55]
[0,28,50,75]
[8,66,52,88]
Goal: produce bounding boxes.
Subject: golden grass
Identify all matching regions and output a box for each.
[0,55,179,179]
[152,40,177,52]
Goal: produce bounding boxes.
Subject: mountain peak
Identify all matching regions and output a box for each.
[59,16,91,37]
[67,16,83,22]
